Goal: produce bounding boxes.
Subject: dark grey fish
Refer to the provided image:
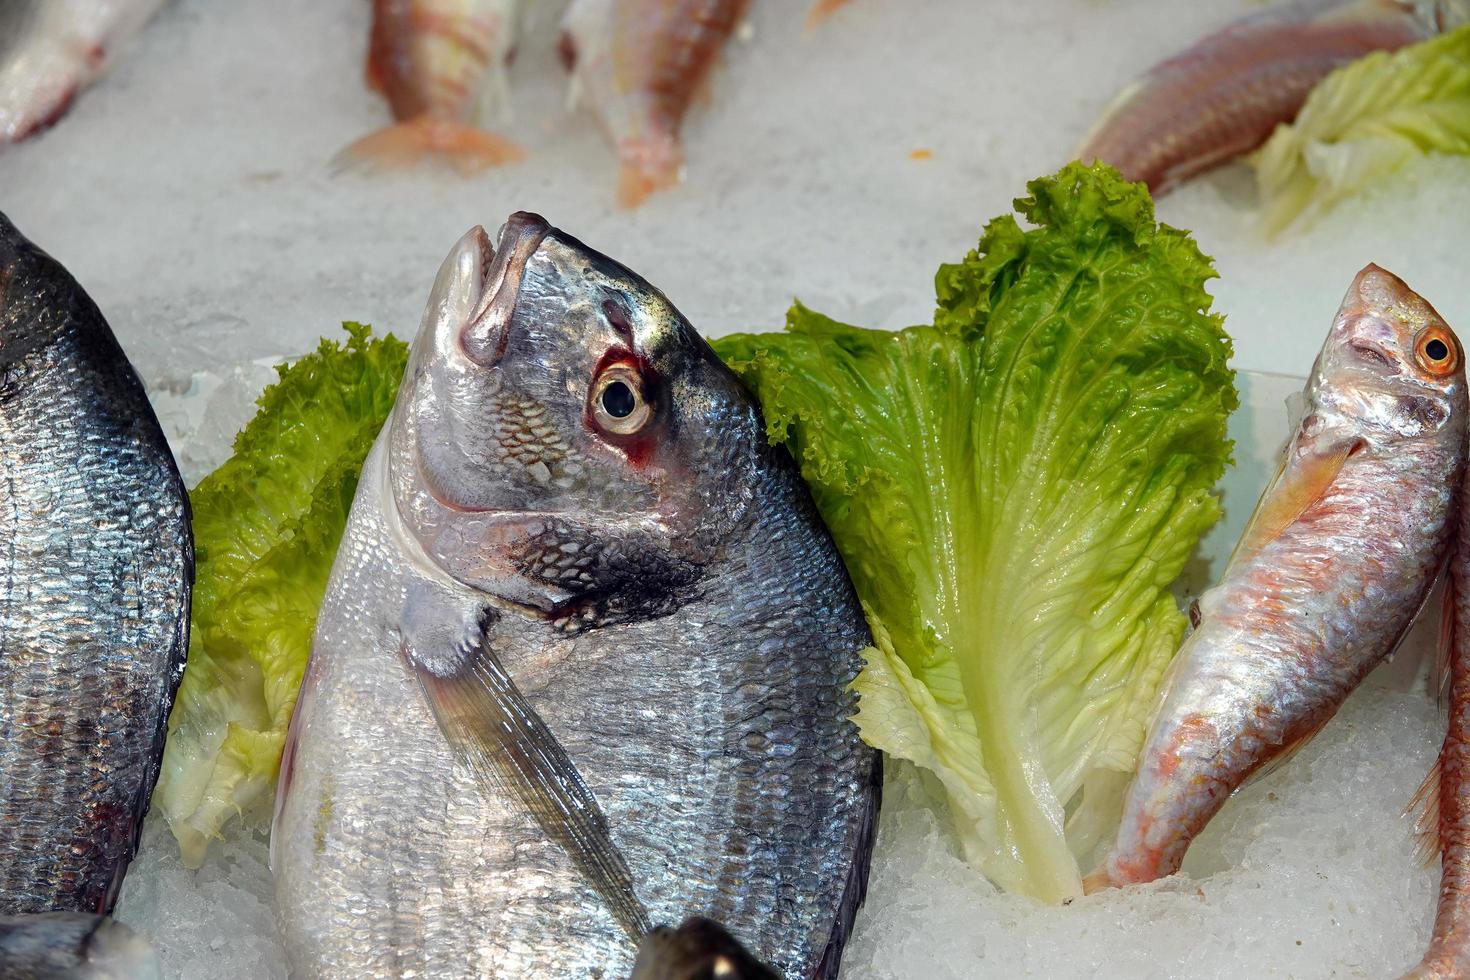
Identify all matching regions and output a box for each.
[631,918,779,980]
[272,212,880,978]
[0,912,161,979]
[0,212,193,914]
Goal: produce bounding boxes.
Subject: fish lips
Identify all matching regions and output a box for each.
[460,212,551,368]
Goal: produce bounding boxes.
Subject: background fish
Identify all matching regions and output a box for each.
[1075,0,1468,194]
[340,0,526,173]
[0,212,193,914]
[1403,360,1470,978]
[631,917,779,980]
[0,0,165,145]
[272,212,878,978]
[0,912,161,980]
[805,0,853,29]
[559,0,750,206]
[1086,264,1467,889]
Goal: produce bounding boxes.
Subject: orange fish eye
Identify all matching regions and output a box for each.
[1415,325,1459,376]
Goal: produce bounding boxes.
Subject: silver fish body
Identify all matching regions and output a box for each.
[1088,264,1468,889]
[272,213,879,978]
[0,912,161,980]
[0,0,165,144]
[0,212,193,914]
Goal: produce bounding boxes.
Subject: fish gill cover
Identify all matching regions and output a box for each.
[711,162,1237,903]
[155,324,408,866]
[1253,23,1470,236]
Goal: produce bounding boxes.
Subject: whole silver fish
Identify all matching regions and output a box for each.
[631,918,779,980]
[1086,264,1467,889]
[0,0,166,144]
[272,212,880,978]
[0,913,161,979]
[0,212,193,914]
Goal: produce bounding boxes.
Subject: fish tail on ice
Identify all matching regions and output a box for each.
[617,132,683,208]
[805,0,854,29]
[333,116,526,175]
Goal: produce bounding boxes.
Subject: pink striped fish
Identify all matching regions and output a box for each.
[1076,0,1468,194]
[1086,265,1467,891]
[339,0,526,174]
[558,0,750,207]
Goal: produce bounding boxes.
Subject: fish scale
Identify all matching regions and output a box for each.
[273,213,878,977]
[0,211,192,916]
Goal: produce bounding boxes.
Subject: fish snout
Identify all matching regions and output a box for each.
[1332,263,1461,384]
[461,212,551,368]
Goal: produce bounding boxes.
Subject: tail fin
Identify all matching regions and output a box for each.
[616,133,683,208]
[806,0,853,28]
[334,117,525,176]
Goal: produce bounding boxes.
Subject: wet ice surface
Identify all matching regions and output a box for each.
[849,688,1441,980]
[3,0,1467,977]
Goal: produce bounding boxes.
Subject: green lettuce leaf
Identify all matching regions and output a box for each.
[155,323,407,866]
[1253,23,1470,235]
[712,162,1236,902]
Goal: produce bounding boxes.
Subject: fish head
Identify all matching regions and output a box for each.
[389,212,765,611]
[1312,263,1467,443]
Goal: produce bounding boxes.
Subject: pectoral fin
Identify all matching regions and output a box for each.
[1229,438,1360,565]
[404,606,650,941]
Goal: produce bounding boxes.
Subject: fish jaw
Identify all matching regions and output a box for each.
[1074,0,1432,193]
[1091,267,1467,890]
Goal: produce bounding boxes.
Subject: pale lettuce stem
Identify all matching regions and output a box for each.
[957,541,1083,903]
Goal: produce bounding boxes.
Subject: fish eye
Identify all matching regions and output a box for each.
[1415,325,1458,377]
[590,363,651,436]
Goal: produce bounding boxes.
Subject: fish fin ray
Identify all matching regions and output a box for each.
[406,616,650,941]
[1437,561,1457,709]
[1228,437,1360,567]
[1408,757,1443,866]
[333,118,526,175]
[1243,713,1332,788]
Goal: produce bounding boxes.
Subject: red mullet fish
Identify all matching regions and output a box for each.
[1075,0,1468,194]
[1086,265,1467,890]
[558,0,750,207]
[340,0,526,173]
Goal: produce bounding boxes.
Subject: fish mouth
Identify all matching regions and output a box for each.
[462,211,551,367]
